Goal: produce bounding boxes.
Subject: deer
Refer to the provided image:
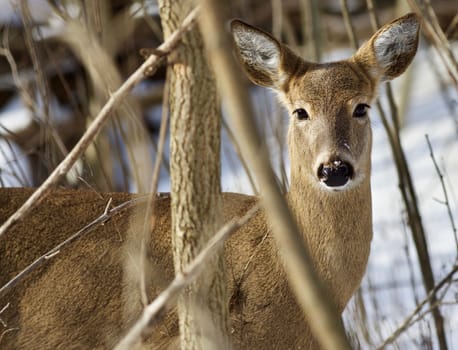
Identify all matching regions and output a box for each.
[0,13,419,350]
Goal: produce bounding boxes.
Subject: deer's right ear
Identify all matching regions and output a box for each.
[231,20,298,89]
[353,13,420,82]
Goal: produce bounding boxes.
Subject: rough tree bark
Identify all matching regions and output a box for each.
[158,2,230,349]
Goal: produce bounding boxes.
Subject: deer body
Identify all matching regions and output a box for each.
[0,14,419,349]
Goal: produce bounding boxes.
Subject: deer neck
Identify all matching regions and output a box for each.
[286,176,373,309]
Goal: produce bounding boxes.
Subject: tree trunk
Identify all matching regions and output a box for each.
[158,2,230,349]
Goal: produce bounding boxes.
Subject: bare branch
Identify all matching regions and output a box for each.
[377,264,458,349]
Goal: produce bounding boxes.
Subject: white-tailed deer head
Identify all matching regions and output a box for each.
[231,14,419,192]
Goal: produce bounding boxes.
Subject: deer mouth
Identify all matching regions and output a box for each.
[317,159,354,188]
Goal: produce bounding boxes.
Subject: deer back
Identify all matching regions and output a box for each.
[0,188,283,349]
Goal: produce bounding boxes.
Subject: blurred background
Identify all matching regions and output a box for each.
[0,0,457,349]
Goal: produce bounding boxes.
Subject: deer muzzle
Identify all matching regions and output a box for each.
[317,159,354,188]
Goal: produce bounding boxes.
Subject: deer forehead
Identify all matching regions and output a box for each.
[284,62,374,114]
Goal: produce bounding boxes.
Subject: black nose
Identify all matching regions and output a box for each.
[318,160,353,187]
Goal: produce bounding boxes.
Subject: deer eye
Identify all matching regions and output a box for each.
[293,108,309,120]
[353,104,370,118]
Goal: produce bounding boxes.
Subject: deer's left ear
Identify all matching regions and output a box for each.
[230,19,305,89]
[353,13,420,82]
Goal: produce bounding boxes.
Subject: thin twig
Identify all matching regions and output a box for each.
[271,0,283,40]
[425,134,458,249]
[0,7,199,239]
[422,0,457,73]
[20,1,69,161]
[407,0,458,91]
[445,14,458,39]
[150,78,170,202]
[114,205,260,350]
[402,216,421,305]
[0,327,18,344]
[137,78,171,307]
[377,264,458,349]
[339,0,359,50]
[0,303,9,327]
[0,195,150,298]
[365,0,380,30]
[300,0,321,61]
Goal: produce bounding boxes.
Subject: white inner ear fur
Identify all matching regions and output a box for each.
[373,20,418,69]
[233,28,281,77]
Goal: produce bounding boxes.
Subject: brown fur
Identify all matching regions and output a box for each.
[0,13,419,349]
